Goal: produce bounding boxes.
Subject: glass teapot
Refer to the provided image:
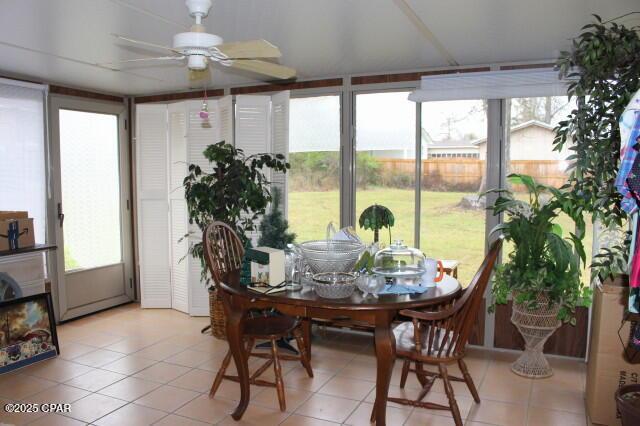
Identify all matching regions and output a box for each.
[372,240,426,280]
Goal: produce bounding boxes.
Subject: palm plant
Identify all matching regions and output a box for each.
[487,174,592,324]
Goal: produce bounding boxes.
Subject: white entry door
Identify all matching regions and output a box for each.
[50,96,134,320]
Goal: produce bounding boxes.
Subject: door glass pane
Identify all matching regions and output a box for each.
[355,92,415,246]
[421,100,487,285]
[60,110,121,271]
[288,96,341,241]
[506,96,593,284]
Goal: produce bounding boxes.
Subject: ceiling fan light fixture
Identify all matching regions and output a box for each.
[187,54,207,70]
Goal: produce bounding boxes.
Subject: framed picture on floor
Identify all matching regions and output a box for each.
[0,292,59,374]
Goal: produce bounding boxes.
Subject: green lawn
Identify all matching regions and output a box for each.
[288,188,593,285]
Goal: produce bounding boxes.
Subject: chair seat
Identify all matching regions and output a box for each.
[394,322,459,360]
[244,315,300,339]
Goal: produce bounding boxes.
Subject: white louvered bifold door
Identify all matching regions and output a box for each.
[185,99,219,316]
[235,95,271,244]
[136,104,171,308]
[218,95,234,146]
[235,95,271,156]
[271,91,290,217]
[168,103,189,313]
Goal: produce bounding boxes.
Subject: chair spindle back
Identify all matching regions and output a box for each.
[203,221,245,289]
[407,238,503,360]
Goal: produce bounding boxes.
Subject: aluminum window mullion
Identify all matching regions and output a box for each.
[483,98,508,348]
[414,102,422,248]
[341,85,355,228]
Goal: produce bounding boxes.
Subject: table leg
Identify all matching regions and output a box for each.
[302,317,312,360]
[227,306,249,420]
[372,312,395,425]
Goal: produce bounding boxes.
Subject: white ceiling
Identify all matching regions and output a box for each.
[0,0,637,96]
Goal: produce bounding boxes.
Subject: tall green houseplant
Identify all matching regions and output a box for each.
[183,141,289,282]
[554,14,640,282]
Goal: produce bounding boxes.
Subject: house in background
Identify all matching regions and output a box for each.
[340,120,565,161]
[473,120,570,161]
[422,132,480,158]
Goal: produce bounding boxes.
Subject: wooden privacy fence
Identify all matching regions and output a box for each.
[377,158,568,190]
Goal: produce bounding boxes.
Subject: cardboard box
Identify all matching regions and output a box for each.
[0,211,28,221]
[587,276,640,425]
[0,211,35,251]
[246,246,285,286]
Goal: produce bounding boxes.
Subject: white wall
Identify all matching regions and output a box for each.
[477,125,570,161]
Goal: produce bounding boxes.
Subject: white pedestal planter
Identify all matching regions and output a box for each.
[510,293,561,378]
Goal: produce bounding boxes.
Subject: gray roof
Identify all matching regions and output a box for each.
[425,139,478,149]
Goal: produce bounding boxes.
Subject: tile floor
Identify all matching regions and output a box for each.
[0,303,589,425]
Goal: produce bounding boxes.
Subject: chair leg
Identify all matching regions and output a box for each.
[414,361,429,387]
[245,337,255,361]
[399,360,410,388]
[458,359,480,403]
[439,363,463,426]
[294,329,314,378]
[270,338,286,412]
[209,349,232,398]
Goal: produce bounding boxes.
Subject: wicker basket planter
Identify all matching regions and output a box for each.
[510,292,561,378]
[209,288,227,340]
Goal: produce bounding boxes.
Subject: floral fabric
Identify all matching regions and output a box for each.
[616,91,640,305]
[616,90,640,214]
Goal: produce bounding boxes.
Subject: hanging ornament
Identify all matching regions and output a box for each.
[200,88,209,119]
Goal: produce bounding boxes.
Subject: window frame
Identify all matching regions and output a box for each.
[284,81,584,352]
[288,90,344,239]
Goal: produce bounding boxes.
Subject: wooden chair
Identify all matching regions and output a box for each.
[386,238,503,426]
[203,221,313,411]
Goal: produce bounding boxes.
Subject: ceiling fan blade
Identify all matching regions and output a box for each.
[111,33,181,54]
[227,59,296,79]
[98,56,184,66]
[213,39,281,59]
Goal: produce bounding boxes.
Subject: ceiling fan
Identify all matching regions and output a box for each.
[102,0,296,85]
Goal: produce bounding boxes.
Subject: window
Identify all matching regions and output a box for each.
[59,110,122,270]
[421,100,487,284]
[355,91,416,246]
[0,81,46,243]
[505,96,593,284]
[288,95,341,241]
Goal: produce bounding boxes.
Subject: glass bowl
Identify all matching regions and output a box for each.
[372,240,426,279]
[356,274,386,298]
[297,240,365,274]
[312,272,357,299]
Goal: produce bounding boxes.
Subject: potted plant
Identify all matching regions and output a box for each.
[487,174,592,378]
[258,187,296,249]
[554,14,640,285]
[183,141,289,338]
[358,204,395,244]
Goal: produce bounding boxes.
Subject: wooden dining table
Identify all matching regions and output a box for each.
[219,275,461,425]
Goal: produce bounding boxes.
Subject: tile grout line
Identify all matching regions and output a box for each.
[4,308,587,426]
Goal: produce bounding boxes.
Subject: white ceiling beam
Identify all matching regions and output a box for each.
[392,0,459,66]
[0,40,163,83]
